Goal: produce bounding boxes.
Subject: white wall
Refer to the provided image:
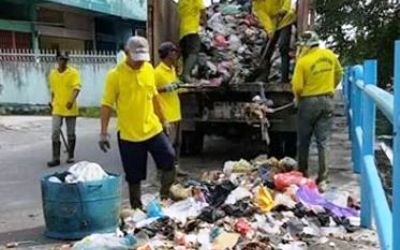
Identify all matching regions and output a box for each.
[0,60,115,107]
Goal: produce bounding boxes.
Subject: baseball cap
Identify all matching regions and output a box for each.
[126,36,150,62]
[56,51,70,60]
[158,42,178,59]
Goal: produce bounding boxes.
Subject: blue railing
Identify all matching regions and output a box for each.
[343,40,400,250]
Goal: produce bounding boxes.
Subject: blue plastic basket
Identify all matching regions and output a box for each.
[41,173,122,240]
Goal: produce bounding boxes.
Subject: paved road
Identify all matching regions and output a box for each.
[0,114,378,249]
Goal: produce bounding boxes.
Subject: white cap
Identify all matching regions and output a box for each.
[126,36,150,62]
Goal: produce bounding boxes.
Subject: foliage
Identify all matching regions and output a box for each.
[314,0,400,85]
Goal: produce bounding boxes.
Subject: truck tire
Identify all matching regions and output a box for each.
[181,130,204,155]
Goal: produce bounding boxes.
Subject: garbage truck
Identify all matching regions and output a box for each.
[148,0,315,158]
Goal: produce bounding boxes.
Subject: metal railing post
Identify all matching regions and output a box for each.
[344,67,352,141]
[360,60,377,228]
[393,40,400,250]
[353,65,364,174]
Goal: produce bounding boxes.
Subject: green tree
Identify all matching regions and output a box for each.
[315,0,400,85]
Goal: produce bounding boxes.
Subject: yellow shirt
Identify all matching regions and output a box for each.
[252,0,296,33]
[155,62,182,123]
[178,0,205,39]
[292,47,343,98]
[49,66,81,116]
[101,62,163,142]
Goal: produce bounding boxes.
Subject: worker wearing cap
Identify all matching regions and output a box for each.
[177,0,206,82]
[99,36,176,209]
[47,51,81,167]
[155,42,188,176]
[292,31,343,191]
[252,0,296,83]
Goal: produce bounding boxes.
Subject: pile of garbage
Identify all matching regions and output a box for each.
[191,0,290,87]
[71,155,366,250]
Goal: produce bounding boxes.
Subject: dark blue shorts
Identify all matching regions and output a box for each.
[117,132,175,184]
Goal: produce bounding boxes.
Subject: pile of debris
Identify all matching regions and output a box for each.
[71,155,371,250]
[191,0,267,87]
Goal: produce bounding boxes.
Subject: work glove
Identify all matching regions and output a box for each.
[293,97,299,108]
[159,81,181,93]
[99,133,111,153]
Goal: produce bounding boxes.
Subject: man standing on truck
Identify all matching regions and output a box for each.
[177,0,206,82]
[98,36,176,209]
[155,42,188,176]
[252,0,296,83]
[47,51,81,167]
[292,31,343,191]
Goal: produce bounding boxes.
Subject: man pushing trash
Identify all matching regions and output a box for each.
[99,36,176,209]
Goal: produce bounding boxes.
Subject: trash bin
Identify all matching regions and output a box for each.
[41,174,122,240]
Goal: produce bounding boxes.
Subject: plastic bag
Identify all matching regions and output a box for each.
[72,234,136,250]
[213,34,228,48]
[254,185,275,213]
[170,184,192,201]
[229,34,242,51]
[224,186,252,205]
[198,229,212,250]
[273,171,317,191]
[146,200,164,219]
[221,4,241,15]
[66,161,108,183]
[163,198,208,224]
[296,186,359,218]
[234,218,252,235]
[208,13,226,35]
[278,157,298,172]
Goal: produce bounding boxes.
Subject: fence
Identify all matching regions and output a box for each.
[343,40,400,250]
[0,49,116,107]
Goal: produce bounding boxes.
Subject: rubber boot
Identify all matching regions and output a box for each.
[128,183,143,209]
[47,141,61,167]
[180,53,197,83]
[66,139,76,164]
[176,165,188,177]
[160,168,176,200]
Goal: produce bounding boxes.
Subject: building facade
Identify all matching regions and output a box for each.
[0,0,147,51]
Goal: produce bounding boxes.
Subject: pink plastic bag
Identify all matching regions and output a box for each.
[273,171,317,191]
[213,34,228,48]
[234,218,252,235]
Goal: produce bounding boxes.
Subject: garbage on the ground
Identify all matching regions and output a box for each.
[48,161,108,183]
[75,154,366,249]
[72,233,136,250]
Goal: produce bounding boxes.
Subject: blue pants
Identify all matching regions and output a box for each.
[118,132,175,184]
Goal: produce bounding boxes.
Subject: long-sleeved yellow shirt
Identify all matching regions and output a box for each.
[252,0,296,33]
[292,47,343,98]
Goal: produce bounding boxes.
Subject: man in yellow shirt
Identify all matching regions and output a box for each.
[292,31,343,191]
[252,0,296,83]
[155,42,188,176]
[47,52,81,167]
[99,36,176,209]
[178,0,206,82]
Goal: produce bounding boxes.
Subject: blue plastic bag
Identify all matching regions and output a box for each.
[146,200,164,218]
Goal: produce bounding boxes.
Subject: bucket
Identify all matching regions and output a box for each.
[41,174,122,240]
